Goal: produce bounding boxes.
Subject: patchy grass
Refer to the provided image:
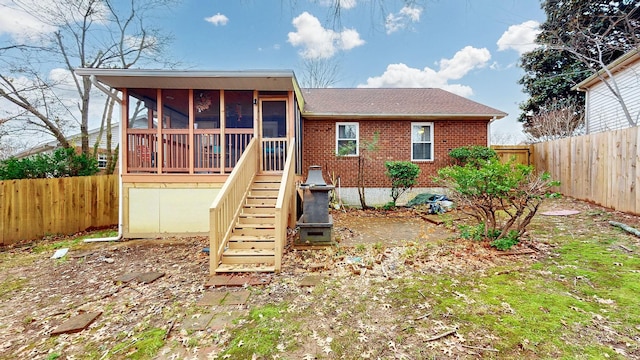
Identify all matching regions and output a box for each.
[2,198,640,359]
[214,200,640,359]
[221,303,296,358]
[32,229,118,254]
[109,327,165,359]
[0,277,28,300]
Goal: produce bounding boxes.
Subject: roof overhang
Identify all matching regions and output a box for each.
[74,68,299,91]
[301,113,506,120]
[573,49,640,91]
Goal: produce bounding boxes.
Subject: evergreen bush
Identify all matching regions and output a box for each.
[0,147,99,180]
[385,161,421,205]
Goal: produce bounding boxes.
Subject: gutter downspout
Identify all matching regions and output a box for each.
[84,74,124,243]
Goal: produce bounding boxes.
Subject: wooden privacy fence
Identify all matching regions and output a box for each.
[491,145,533,166]
[0,175,118,246]
[532,126,640,215]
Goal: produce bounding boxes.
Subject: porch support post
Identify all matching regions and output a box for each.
[188,89,195,174]
[220,90,226,174]
[121,89,128,174]
[156,89,163,174]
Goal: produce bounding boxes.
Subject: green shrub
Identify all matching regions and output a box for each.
[385,161,421,205]
[448,146,496,167]
[459,223,486,241]
[491,230,520,250]
[436,158,558,250]
[0,147,99,180]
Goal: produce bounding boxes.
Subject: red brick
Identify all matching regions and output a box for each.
[301,119,489,187]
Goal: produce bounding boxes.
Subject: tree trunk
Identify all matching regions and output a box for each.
[357,156,368,209]
[105,93,118,174]
[80,75,92,154]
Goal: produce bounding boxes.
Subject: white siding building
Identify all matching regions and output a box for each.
[574,50,640,134]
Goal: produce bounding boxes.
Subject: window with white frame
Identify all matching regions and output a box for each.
[411,122,433,161]
[97,154,108,169]
[336,122,359,156]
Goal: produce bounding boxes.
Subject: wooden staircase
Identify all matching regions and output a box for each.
[215,174,281,273]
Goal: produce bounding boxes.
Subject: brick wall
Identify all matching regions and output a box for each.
[301,118,489,187]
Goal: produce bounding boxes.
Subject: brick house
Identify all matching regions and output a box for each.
[75,68,505,273]
[301,88,506,205]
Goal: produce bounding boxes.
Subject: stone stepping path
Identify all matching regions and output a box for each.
[184,290,252,332]
[51,312,101,336]
[51,271,166,336]
[205,274,271,288]
[299,275,327,287]
[181,313,215,331]
[114,271,165,284]
[180,310,247,332]
[196,290,251,306]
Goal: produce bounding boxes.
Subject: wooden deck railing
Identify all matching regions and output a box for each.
[274,139,296,271]
[209,138,259,274]
[127,130,157,172]
[226,129,254,171]
[162,130,189,172]
[126,129,253,174]
[261,138,288,172]
[194,130,222,172]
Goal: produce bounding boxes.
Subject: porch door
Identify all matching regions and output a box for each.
[260,99,288,172]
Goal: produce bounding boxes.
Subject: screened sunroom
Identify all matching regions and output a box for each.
[75,69,302,241]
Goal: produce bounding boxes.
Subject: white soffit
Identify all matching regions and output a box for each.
[74,69,297,91]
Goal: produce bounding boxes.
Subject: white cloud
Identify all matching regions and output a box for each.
[0,0,111,41]
[204,13,229,26]
[385,5,423,34]
[497,20,541,55]
[358,46,491,97]
[319,0,357,10]
[439,46,491,80]
[0,0,56,40]
[287,12,364,59]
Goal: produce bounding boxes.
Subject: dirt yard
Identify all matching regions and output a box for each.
[1,197,640,359]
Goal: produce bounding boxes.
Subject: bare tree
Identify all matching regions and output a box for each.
[543,2,640,127]
[490,133,524,146]
[0,137,27,161]
[0,0,175,157]
[0,64,73,148]
[319,0,427,30]
[298,57,341,88]
[523,97,585,143]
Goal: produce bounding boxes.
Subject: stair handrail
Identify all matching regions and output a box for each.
[274,138,296,271]
[209,137,259,274]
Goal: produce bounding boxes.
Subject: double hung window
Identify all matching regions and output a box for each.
[411,122,433,161]
[336,122,359,156]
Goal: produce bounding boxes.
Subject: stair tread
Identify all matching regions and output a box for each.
[235,223,275,228]
[211,174,283,274]
[215,264,275,273]
[224,248,275,256]
[238,220,276,226]
[230,235,275,241]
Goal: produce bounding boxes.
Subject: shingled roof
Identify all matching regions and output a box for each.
[300,88,506,120]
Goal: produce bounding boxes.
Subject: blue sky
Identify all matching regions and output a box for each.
[160,0,546,143]
[0,0,547,144]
